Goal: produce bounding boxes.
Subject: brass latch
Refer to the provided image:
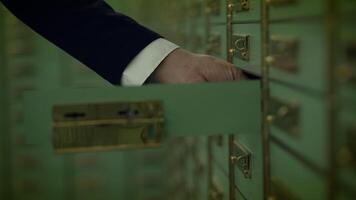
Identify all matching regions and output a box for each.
[267,36,299,73]
[269,177,300,200]
[268,98,300,136]
[231,140,252,179]
[52,101,164,153]
[232,34,250,61]
[235,0,250,12]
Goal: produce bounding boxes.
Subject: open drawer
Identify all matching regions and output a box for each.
[24,81,261,153]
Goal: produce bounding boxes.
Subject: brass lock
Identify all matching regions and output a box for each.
[206,34,222,56]
[232,34,250,61]
[268,97,300,136]
[269,177,300,200]
[231,140,252,179]
[267,36,299,73]
[207,0,221,15]
[235,0,250,12]
[52,101,164,153]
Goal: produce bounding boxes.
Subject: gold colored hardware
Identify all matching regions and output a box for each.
[268,36,299,73]
[206,33,222,56]
[267,0,297,6]
[232,34,250,61]
[209,181,224,200]
[235,0,250,12]
[231,140,252,179]
[207,0,221,15]
[269,98,300,136]
[269,177,300,200]
[52,101,164,153]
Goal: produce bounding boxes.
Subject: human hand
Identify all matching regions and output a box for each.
[150,48,246,84]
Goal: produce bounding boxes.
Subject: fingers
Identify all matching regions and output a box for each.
[199,56,247,82]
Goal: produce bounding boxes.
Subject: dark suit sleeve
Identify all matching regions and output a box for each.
[0,0,162,85]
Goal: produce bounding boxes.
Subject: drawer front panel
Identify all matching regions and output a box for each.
[232,0,261,22]
[270,82,328,169]
[207,25,227,60]
[337,20,356,101]
[232,23,262,75]
[211,135,229,174]
[336,104,356,189]
[207,0,226,24]
[269,0,325,21]
[269,21,327,92]
[233,133,264,200]
[270,143,327,200]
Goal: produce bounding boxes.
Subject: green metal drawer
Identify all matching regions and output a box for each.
[269,0,325,21]
[207,25,227,60]
[207,0,226,24]
[336,103,356,191]
[233,133,264,200]
[24,82,261,146]
[269,82,328,170]
[270,143,328,200]
[232,0,261,23]
[268,21,328,92]
[337,20,356,101]
[232,23,262,75]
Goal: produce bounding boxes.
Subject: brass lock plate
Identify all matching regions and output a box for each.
[268,36,299,73]
[269,98,300,136]
[52,101,164,153]
[206,33,222,56]
[270,177,300,200]
[231,140,252,179]
[233,34,250,61]
[235,0,250,12]
[207,0,221,15]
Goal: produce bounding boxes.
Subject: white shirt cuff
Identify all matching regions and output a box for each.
[121,38,179,86]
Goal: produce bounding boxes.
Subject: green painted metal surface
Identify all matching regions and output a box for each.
[270,82,329,170]
[209,25,227,60]
[232,0,261,23]
[234,132,264,200]
[209,0,227,25]
[269,21,328,93]
[270,143,328,200]
[269,0,325,21]
[24,81,261,144]
[233,23,262,75]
